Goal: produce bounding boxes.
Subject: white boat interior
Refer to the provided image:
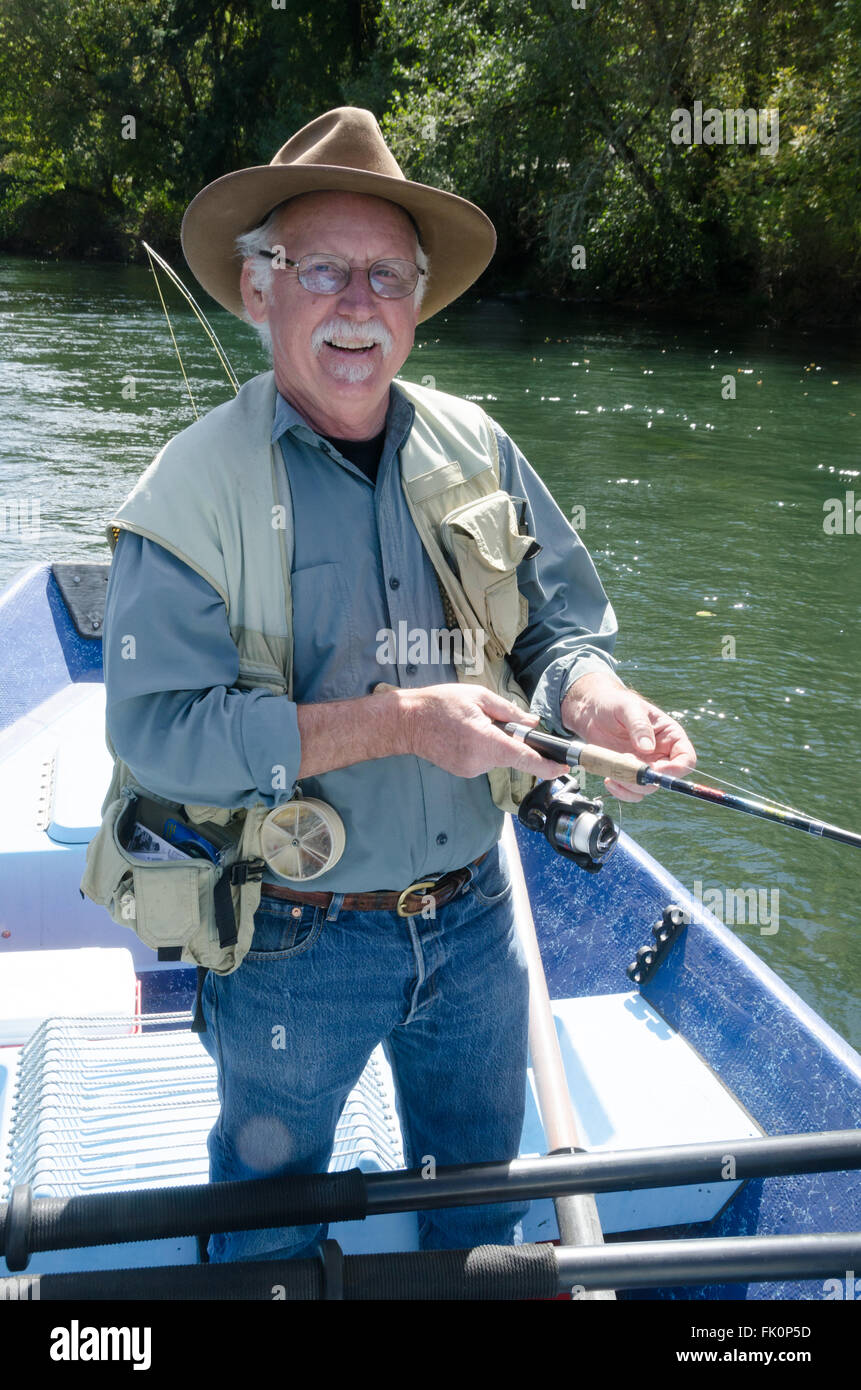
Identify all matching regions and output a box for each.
[1,943,760,1275]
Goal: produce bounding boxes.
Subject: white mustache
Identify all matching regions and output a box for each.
[311,316,394,357]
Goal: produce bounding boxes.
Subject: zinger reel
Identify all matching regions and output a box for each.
[517,775,619,873]
[260,796,346,881]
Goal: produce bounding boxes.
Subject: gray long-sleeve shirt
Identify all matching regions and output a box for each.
[103,379,619,889]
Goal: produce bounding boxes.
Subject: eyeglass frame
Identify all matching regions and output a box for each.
[255,248,426,299]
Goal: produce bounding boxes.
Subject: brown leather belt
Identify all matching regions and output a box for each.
[260,853,488,918]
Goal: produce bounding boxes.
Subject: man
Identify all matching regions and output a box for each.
[102,107,695,1261]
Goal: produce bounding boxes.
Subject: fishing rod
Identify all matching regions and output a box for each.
[497,722,861,866]
[142,240,240,417]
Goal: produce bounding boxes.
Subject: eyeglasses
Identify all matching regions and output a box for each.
[257,250,425,299]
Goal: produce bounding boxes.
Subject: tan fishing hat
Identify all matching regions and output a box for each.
[181,106,496,324]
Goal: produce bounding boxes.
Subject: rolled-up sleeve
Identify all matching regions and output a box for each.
[491,421,622,736]
[103,531,300,807]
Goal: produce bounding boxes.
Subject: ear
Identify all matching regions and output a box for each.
[239,260,268,324]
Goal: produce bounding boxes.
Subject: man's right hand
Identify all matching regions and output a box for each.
[295,682,568,782]
[397,684,569,781]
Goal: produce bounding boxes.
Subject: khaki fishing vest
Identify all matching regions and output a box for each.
[82,371,538,972]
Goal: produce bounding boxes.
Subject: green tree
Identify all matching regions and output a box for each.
[352,0,860,321]
[0,0,378,256]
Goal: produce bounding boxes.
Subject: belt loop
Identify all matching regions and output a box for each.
[464,854,484,888]
[326,892,345,922]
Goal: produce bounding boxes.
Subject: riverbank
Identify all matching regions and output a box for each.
[3,237,859,334]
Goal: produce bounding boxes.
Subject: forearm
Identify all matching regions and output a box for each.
[296,688,406,778]
[298,683,568,783]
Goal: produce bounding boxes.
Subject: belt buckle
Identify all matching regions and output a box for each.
[396,879,437,918]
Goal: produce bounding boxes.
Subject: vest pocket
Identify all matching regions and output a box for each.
[81,789,229,963]
[80,794,137,923]
[485,574,530,655]
[133,864,204,946]
[440,491,535,656]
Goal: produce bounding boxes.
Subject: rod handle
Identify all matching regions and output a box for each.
[577,743,649,782]
[496,723,650,782]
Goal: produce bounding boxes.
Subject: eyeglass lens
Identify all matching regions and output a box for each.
[297,255,419,298]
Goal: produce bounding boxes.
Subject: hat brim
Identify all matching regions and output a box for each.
[181,165,496,324]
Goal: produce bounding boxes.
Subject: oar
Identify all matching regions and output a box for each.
[4,1132,859,1264]
[12,1230,860,1300]
[501,818,616,1300]
[497,724,861,851]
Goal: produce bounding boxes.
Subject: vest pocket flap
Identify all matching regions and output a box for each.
[440,491,536,574]
[133,865,203,947]
[439,491,534,655]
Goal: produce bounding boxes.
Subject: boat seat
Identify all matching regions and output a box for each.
[521,991,762,1239]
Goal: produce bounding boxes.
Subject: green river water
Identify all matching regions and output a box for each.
[1,256,859,1046]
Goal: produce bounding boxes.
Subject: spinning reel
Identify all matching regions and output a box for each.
[517,775,619,872]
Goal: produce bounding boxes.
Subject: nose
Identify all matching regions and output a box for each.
[333,268,378,316]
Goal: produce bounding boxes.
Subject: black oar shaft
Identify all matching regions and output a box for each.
[368,1130,861,1211]
[3,1130,859,1267]
[5,1231,859,1300]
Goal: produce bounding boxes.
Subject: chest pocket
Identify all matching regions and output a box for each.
[289,561,360,702]
[440,491,537,656]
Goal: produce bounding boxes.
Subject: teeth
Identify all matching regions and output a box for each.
[328,340,374,350]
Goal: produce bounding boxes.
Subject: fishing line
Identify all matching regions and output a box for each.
[501,722,861,853]
[644,760,814,821]
[145,245,198,418]
[142,241,241,402]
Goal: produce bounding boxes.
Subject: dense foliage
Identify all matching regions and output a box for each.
[1,0,858,323]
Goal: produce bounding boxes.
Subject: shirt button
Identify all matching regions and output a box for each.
[389,577,400,589]
[406,663,417,675]
[436,833,448,846]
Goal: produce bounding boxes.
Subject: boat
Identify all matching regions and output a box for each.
[0,557,859,1302]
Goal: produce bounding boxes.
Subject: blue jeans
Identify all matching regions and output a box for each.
[198,842,530,1262]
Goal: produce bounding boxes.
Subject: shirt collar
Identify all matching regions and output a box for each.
[271,381,415,457]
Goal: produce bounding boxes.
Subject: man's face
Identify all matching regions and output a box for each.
[240,190,422,438]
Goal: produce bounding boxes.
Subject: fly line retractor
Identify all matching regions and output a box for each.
[260,796,346,880]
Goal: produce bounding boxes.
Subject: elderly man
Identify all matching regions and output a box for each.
[99,108,695,1262]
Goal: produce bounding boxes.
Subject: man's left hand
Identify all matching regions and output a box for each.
[560,670,696,803]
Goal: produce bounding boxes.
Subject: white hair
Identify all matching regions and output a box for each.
[235,198,430,354]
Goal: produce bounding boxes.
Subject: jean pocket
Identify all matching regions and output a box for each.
[470,846,513,906]
[245,899,325,959]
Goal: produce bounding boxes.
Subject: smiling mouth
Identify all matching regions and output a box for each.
[324,339,377,354]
